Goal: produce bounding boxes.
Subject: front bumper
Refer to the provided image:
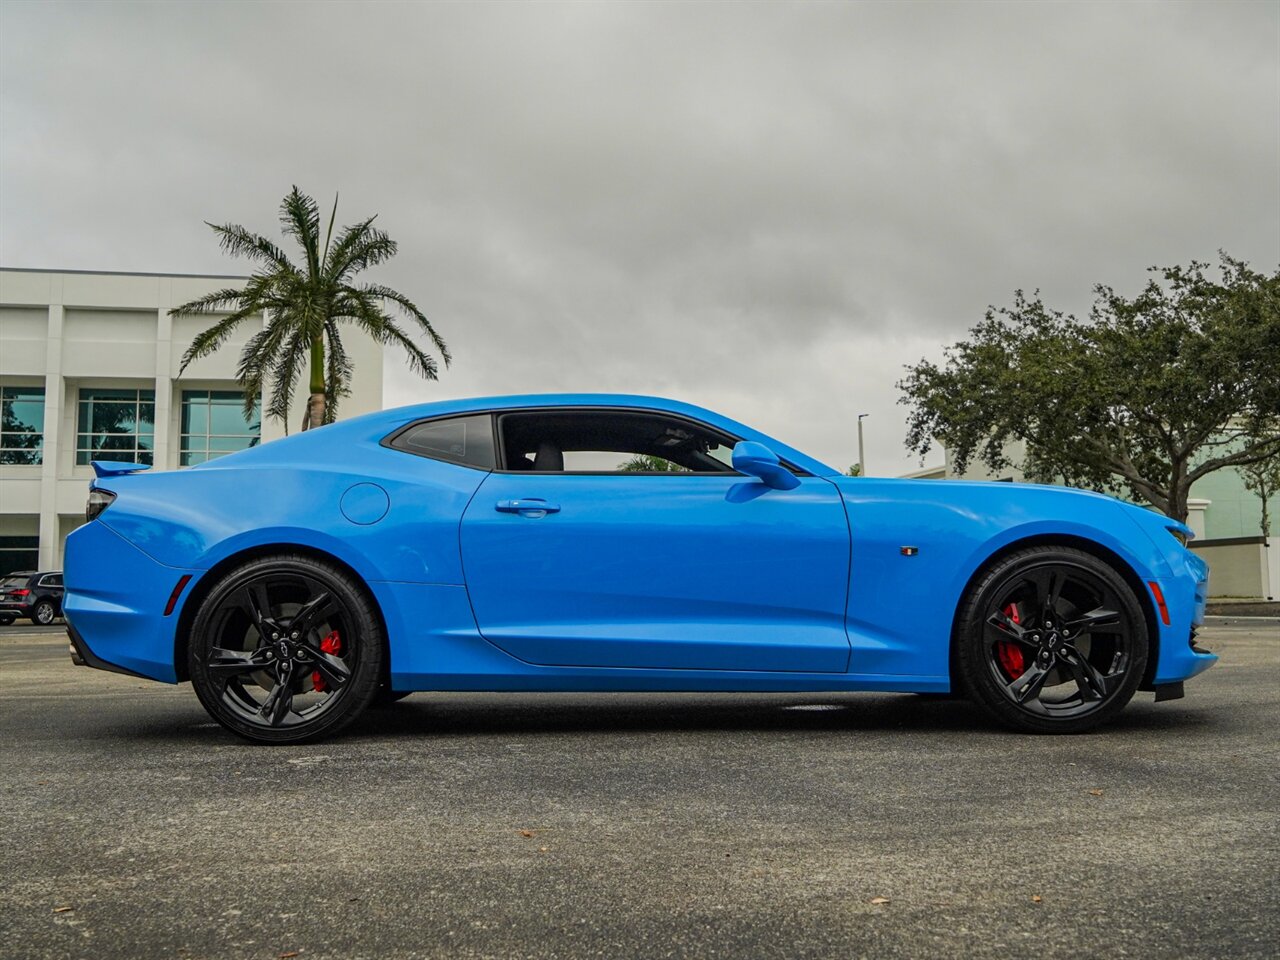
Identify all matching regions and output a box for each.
[1149,549,1216,686]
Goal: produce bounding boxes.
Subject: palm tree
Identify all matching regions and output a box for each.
[171,186,449,431]
[617,454,689,472]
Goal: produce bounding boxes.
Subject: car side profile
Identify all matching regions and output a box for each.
[1,570,65,626]
[63,394,1215,744]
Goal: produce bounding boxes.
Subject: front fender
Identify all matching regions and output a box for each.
[835,480,1175,684]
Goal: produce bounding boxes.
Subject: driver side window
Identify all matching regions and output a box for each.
[497,410,737,474]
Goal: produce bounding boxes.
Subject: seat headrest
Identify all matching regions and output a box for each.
[534,442,564,472]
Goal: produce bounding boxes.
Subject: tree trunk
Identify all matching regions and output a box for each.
[1261,479,1273,542]
[305,336,326,431]
[1167,457,1190,524]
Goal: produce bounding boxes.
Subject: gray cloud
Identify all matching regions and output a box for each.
[2,0,1276,473]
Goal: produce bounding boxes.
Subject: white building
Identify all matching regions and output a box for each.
[0,268,384,572]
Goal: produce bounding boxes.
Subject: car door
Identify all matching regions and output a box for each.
[458,409,851,673]
[43,574,65,611]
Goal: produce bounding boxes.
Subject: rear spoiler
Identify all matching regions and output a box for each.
[91,460,152,479]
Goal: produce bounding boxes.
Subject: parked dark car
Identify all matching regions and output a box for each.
[0,571,65,625]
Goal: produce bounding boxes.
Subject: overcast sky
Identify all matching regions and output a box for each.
[2,1,1277,474]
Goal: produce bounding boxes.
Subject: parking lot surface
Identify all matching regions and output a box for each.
[1,619,1277,959]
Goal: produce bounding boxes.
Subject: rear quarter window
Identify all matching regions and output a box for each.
[386,414,496,470]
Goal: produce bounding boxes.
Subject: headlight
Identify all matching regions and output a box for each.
[86,488,116,522]
[1166,526,1190,547]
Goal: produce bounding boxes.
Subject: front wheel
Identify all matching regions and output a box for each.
[955,547,1148,734]
[188,554,384,744]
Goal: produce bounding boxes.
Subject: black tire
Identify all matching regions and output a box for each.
[31,601,57,626]
[0,615,14,626]
[187,554,384,744]
[955,546,1148,734]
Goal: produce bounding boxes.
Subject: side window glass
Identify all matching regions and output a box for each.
[388,415,495,470]
[499,410,738,474]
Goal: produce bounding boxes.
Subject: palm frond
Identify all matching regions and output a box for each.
[169,287,252,317]
[339,291,439,381]
[235,313,295,421]
[205,223,294,272]
[322,193,339,266]
[178,306,261,373]
[323,321,353,423]
[280,186,321,280]
[355,282,451,366]
[265,327,310,428]
[325,219,396,282]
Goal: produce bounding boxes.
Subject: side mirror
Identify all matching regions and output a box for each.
[732,441,800,490]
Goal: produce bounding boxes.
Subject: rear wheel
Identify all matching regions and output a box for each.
[32,600,56,625]
[188,554,384,744]
[955,546,1147,734]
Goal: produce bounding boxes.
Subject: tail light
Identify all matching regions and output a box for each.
[86,488,116,522]
[11,589,30,598]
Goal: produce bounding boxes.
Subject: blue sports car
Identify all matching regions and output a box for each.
[64,394,1214,743]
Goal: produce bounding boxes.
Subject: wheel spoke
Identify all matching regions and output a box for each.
[207,646,270,678]
[1066,607,1121,634]
[258,672,295,726]
[987,610,1029,642]
[240,582,273,635]
[1026,569,1065,622]
[1058,646,1110,701]
[302,647,351,688]
[1006,660,1052,704]
[289,591,336,638]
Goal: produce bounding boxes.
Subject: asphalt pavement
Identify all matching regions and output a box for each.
[1,619,1277,960]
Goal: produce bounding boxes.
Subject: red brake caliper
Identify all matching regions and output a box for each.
[996,604,1026,679]
[311,630,342,692]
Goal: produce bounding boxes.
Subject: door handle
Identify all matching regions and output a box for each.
[495,499,561,515]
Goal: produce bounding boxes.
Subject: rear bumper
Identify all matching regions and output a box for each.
[62,520,198,684]
[67,620,153,680]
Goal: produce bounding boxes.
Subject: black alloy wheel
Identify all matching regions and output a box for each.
[956,546,1148,734]
[188,554,383,744]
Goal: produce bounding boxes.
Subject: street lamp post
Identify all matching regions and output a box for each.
[857,413,868,477]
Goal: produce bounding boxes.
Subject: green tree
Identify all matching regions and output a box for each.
[846,464,862,477]
[1241,454,1280,540]
[171,186,449,431]
[899,254,1280,522]
[617,454,689,472]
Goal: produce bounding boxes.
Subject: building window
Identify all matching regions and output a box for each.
[0,385,45,466]
[180,390,260,466]
[0,535,39,577]
[76,388,155,465]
